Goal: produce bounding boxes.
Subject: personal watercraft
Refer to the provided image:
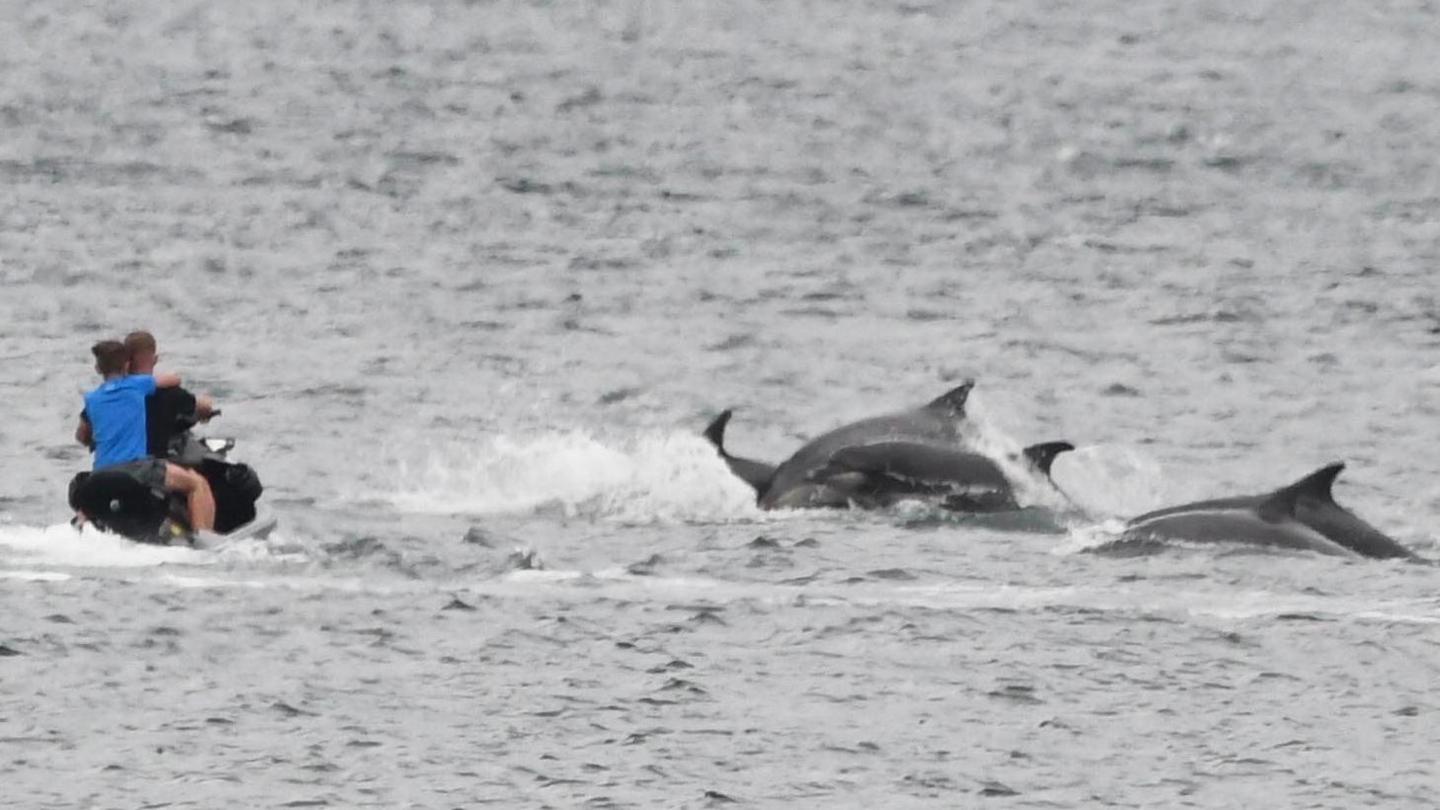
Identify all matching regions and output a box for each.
[68,413,275,547]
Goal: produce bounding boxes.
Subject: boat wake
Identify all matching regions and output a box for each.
[0,519,307,576]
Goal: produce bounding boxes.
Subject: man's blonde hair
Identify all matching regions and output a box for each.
[124,330,156,356]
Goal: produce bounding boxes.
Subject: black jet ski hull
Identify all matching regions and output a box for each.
[68,456,271,547]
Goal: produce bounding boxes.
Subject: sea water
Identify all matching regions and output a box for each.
[2,1,1439,806]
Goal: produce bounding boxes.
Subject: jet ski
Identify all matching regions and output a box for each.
[67,411,276,547]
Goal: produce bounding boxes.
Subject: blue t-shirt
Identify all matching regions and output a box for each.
[83,374,158,469]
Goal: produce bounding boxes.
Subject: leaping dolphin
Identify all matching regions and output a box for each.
[1115,463,1417,560]
[805,440,1076,512]
[703,381,1074,511]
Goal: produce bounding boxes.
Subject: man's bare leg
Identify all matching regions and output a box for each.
[164,462,216,531]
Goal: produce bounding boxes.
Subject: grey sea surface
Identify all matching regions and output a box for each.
[3,1,1440,806]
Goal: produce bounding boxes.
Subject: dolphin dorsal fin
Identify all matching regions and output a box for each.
[1255,463,1345,523]
[1023,441,1075,477]
[1255,464,1342,518]
[1256,484,1304,524]
[926,379,975,416]
[703,409,735,456]
[1286,462,1345,504]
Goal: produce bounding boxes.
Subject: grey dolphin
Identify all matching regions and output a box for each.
[1118,463,1416,560]
[811,441,1076,512]
[1286,465,1416,560]
[703,381,1074,512]
[759,380,977,509]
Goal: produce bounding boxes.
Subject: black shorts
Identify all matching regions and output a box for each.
[103,458,169,494]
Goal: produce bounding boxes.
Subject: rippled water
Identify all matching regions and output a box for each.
[3,1,1440,806]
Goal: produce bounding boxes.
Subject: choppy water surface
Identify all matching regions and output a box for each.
[3,1,1440,806]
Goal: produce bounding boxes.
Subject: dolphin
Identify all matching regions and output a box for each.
[703,409,777,496]
[703,381,1074,512]
[808,441,1075,512]
[758,380,979,510]
[1116,463,1417,560]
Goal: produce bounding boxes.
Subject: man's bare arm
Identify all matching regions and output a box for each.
[75,416,93,449]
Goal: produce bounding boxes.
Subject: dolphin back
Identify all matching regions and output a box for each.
[1119,461,1416,561]
[1119,509,1353,557]
[758,386,977,509]
[808,441,1020,511]
[1116,462,1350,556]
[1284,462,1418,560]
[824,442,1012,490]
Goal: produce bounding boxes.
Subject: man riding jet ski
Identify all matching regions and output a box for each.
[69,334,273,547]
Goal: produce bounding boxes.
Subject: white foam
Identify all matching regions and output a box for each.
[382,430,764,522]
[0,522,210,569]
[1049,444,1170,518]
[502,568,590,584]
[0,570,72,582]
[205,531,312,565]
[1054,519,1129,555]
[950,392,1075,512]
[156,573,271,589]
